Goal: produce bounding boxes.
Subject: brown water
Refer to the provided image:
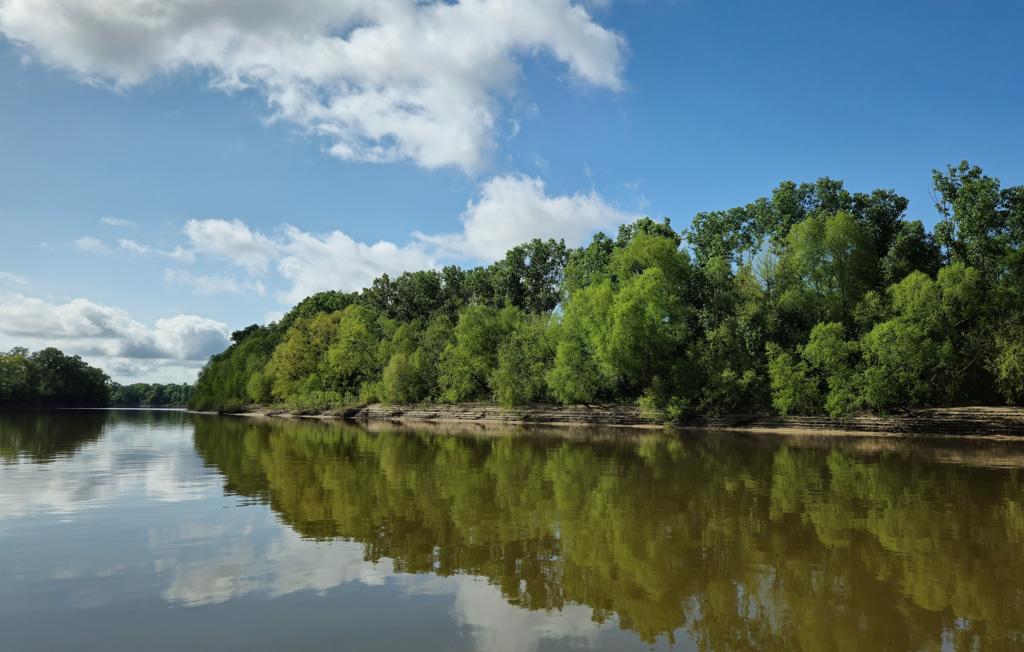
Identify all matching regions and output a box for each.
[1,410,1023,651]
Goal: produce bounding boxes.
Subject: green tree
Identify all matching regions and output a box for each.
[0,347,34,405]
[489,238,569,313]
[933,161,1021,281]
[766,343,821,416]
[878,220,942,286]
[184,163,1024,419]
[989,319,1024,404]
[266,311,345,401]
[325,304,385,397]
[490,314,554,406]
[802,322,862,417]
[777,211,876,328]
[439,305,519,402]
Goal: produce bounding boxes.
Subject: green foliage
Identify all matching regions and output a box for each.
[0,347,110,407]
[265,311,345,401]
[766,343,820,416]
[563,232,615,296]
[802,322,862,417]
[879,220,942,286]
[0,347,190,409]
[860,319,944,412]
[381,352,419,404]
[325,304,385,396]
[489,238,569,313]
[490,314,554,406]
[989,318,1024,403]
[188,164,1024,415]
[439,305,521,402]
[547,334,605,405]
[777,211,876,327]
[933,161,1021,281]
[192,324,277,411]
[245,371,273,404]
[108,382,193,407]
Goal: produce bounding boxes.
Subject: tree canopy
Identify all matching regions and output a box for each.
[0,347,110,407]
[191,162,1024,418]
[0,347,193,409]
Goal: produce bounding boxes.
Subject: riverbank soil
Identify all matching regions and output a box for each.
[226,404,1024,438]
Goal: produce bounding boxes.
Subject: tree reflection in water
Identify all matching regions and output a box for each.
[194,416,1024,651]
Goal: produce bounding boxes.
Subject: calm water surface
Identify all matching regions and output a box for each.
[1,410,1023,651]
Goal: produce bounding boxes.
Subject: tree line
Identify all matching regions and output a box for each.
[191,161,1024,418]
[108,382,194,408]
[0,347,193,408]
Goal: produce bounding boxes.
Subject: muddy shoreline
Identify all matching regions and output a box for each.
[220,403,1024,439]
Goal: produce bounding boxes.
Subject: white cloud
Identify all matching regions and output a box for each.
[118,238,150,255]
[152,314,234,360]
[74,235,111,254]
[415,174,634,260]
[157,520,612,651]
[161,531,393,608]
[179,218,437,303]
[0,419,222,518]
[0,0,625,171]
[159,245,195,262]
[110,239,196,261]
[277,226,436,303]
[184,218,278,275]
[178,174,631,304]
[0,294,229,381]
[0,271,29,286]
[164,269,266,297]
[101,216,136,228]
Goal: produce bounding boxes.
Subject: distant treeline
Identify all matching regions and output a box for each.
[0,347,192,408]
[108,382,194,408]
[191,162,1024,418]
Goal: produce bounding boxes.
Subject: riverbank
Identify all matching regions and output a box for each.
[223,403,1024,438]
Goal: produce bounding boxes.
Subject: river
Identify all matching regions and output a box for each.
[1,410,1022,650]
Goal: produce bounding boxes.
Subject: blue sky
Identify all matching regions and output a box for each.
[1,0,1022,382]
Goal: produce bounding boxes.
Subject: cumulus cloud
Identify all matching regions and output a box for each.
[75,180,632,309]
[177,218,437,302]
[0,0,625,171]
[277,226,436,303]
[175,175,632,303]
[74,235,110,254]
[152,314,234,360]
[0,294,229,381]
[415,174,634,259]
[184,218,278,274]
[164,269,266,297]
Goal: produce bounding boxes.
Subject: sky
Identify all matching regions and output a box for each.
[0,0,1022,383]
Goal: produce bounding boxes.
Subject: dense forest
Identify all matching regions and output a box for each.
[191,162,1024,419]
[0,347,193,408]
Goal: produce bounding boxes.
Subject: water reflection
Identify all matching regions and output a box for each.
[1,411,1023,651]
[0,410,219,518]
[0,411,106,463]
[194,417,1024,650]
